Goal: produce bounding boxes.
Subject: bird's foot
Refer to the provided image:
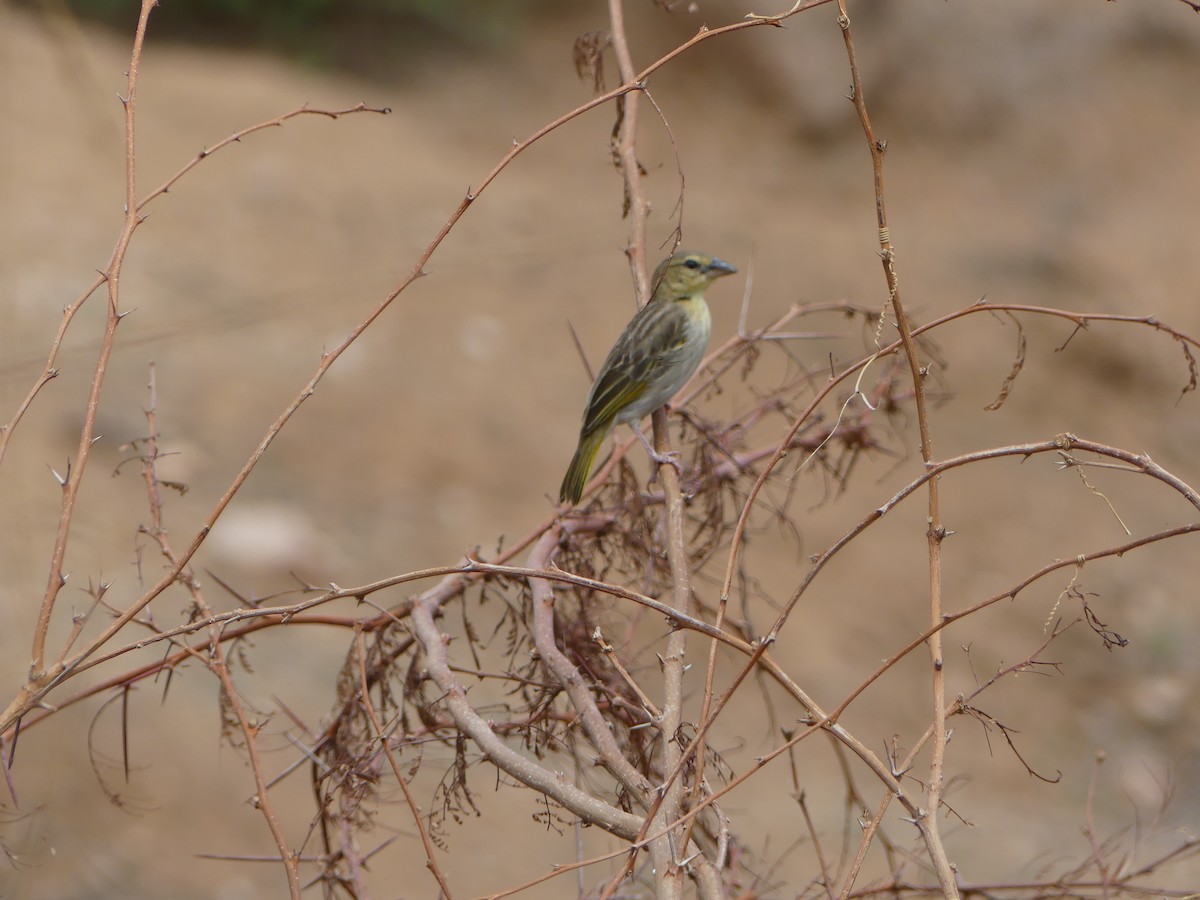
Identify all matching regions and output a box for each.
[631,426,687,485]
[646,448,686,486]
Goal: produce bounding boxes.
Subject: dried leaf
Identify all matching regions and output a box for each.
[572,30,609,93]
[984,312,1026,411]
[1175,334,1198,403]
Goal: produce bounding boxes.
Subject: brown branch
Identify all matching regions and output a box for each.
[632,437,1200,892]
[648,523,1198,892]
[27,0,153,681]
[129,353,301,895]
[139,102,390,210]
[600,3,715,896]
[845,865,1200,898]
[532,523,727,894]
[607,0,653,302]
[408,588,644,841]
[528,528,654,804]
[11,435,1198,894]
[480,842,634,899]
[4,0,831,741]
[8,2,1198,895]
[798,789,836,900]
[210,660,302,897]
[17,424,1198,779]
[353,630,454,898]
[22,430,1200,852]
[779,436,1200,733]
[832,3,956,892]
[719,298,1200,610]
[827,522,1200,742]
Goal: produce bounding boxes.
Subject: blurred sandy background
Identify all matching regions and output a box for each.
[2,0,1200,896]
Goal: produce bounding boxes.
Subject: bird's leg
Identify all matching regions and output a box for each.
[630,423,684,481]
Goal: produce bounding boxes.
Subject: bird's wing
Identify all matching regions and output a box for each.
[580,300,690,437]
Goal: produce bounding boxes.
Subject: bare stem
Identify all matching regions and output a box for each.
[133,362,301,895]
[835,1,955,892]
[28,0,157,681]
[604,2,700,896]
[5,0,822,739]
[354,630,454,898]
[408,592,644,839]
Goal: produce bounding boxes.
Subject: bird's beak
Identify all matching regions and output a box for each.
[705,257,737,277]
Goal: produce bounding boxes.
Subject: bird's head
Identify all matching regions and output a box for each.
[651,250,737,301]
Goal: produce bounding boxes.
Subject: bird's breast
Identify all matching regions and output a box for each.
[614,297,712,425]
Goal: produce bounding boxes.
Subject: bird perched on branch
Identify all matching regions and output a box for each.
[559,250,737,504]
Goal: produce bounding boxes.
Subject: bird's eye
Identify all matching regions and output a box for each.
[684,259,701,269]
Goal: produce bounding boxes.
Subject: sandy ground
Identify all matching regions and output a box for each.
[2,1,1200,897]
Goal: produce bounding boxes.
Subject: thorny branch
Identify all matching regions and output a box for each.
[2,0,826,744]
[596,2,715,897]
[5,1,1200,898]
[830,0,952,890]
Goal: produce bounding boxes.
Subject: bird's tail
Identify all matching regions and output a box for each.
[559,429,607,504]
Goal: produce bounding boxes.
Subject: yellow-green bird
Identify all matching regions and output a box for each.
[559,250,737,504]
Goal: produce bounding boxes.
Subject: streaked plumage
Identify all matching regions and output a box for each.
[559,250,737,504]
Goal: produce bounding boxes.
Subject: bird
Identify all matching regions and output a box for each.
[559,250,737,504]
